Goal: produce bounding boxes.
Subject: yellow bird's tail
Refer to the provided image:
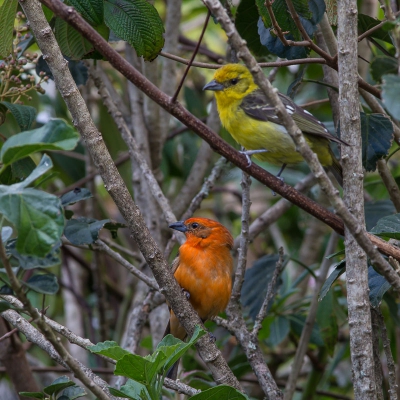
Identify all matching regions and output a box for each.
[327,148,343,187]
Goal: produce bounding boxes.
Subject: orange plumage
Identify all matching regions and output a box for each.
[165,217,234,343]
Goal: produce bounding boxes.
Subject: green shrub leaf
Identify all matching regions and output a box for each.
[104,0,164,61]
[1,119,79,166]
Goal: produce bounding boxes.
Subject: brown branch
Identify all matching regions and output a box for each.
[172,10,211,102]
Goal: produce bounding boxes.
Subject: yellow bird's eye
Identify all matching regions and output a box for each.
[230,78,239,85]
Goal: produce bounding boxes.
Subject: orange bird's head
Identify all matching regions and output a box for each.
[169,217,233,250]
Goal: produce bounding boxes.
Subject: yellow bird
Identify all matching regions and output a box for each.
[203,64,347,185]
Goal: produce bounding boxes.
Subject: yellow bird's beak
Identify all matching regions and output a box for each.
[203,80,224,91]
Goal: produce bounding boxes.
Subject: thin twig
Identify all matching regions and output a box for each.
[231,168,252,300]
[171,10,211,102]
[252,248,285,337]
[375,308,398,400]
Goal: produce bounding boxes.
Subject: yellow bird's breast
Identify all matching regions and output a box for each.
[216,96,333,167]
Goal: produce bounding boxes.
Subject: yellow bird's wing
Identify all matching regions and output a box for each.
[239,89,349,146]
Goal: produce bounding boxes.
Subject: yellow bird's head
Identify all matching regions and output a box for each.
[203,64,258,101]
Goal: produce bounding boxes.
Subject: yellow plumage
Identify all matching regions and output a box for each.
[203,64,346,184]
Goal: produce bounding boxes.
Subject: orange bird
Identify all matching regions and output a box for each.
[164,217,234,377]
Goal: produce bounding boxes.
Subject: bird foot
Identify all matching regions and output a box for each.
[182,288,190,300]
[239,149,268,167]
[208,332,216,342]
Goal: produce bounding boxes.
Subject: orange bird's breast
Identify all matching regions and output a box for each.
[173,242,233,321]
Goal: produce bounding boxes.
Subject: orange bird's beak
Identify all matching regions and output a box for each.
[169,221,187,233]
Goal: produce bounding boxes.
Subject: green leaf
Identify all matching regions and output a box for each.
[104,0,165,61]
[361,113,393,171]
[109,380,148,400]
[18,393,44,400]
[0,102,37,131]
[382,74,400,120]
[241,254,284,320]
[64,217,115,245]
[0,300,13,312]
[235,0,270,57]
[319,260,345,301]
[157,325,206,372]
[0,155,64,257]
[0,157,37,185]
[55,17,96,60]
[24,273,59,295]
[62,386,87,399]
[43,376,75,395]
[88,340,131,360]
[370,56,398,83]
[288,314,324,346]
[6,239,61,270]
[365,200,396,232]
[190,385,250,400]
[370,213,400,239]
[0,119,79,166]
[68,0,104,26]
[61,188,93,206]
[260,315,290,345]
[358,14,394,45]
[316,290,338,356]
[114,353,165,384]
[0,0,18,58]
[368,266,391,307]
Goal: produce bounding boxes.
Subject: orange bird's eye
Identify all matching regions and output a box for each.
[191,222,199,229]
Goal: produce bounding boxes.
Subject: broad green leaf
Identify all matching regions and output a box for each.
[88,340,131,360]
[68,0,104,26]
[158,325,206,372]
[316,290,338,356]
[18,393,44,400]
[0,0,18,58]
[365,200,396,232]
[43,376,75,395]
[241,254,284,320]
[191,385,250,400]
[0,156,64,257]
[368,266,391,307]
[235,0,270,57]
[24,273,59,295]
[358,14,394,45]
[104,0,164,61]
[64,217,116,245]
[62,386,87,399]
[382,74,400,120]
[0,102,37,131]
[361,113,393,171]
[114,353,164,384]
[1,119,79,166]
[12,154,53,189]
[55,17,96,60]
[61,188,93,206]
[109,380,148,400]
[288,314,324,346]
[0,157,37,185]
[260,315,290,346]
[319,260,346,301]
[0,300,13,312]
[6,239,61,270]
[370,56,397,83]
[370,213,400,239]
